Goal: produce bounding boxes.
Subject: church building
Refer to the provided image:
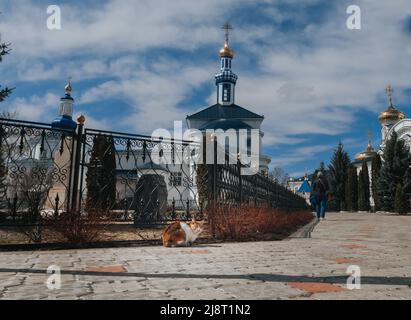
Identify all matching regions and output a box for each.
[186,23,272,175]
[353,85,407,209]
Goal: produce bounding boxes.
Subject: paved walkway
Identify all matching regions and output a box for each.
[0,213,410,300]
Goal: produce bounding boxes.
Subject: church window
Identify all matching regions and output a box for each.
[223,84,230,102]
[170,172,182,187]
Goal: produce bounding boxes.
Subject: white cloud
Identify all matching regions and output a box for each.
[2,0,411,166]
[2,93,60,122]
[269,144,332,169]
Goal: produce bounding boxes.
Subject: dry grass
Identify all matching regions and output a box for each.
[209,205,314,241]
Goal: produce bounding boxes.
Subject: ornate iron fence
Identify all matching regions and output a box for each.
[0,118,75,226]
[198,141,308,211]
[0,117,307,227]
[77,127,205,225]
[215,165,307,209]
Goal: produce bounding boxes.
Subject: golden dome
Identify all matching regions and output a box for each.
[355,141,377,162]
[379,85,405,123]
[379,106,405,123]
[219,41,234,59]
[77,114,86,124]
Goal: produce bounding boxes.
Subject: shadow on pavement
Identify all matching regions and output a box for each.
[0,268,410,286]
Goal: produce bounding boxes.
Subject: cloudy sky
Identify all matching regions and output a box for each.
[1,0,411,177]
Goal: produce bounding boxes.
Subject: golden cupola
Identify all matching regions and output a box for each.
[219,41,234,59]
[219,22,235,59]
[355,130,377,162]
[379,85,406,124]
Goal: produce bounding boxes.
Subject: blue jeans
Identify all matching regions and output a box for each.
[316,199,327,219]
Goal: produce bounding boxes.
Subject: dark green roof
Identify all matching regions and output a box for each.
[187,104,264,120]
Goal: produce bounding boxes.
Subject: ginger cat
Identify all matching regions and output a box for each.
[162,219,203,247]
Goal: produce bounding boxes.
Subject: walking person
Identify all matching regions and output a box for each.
[311,171,329,221]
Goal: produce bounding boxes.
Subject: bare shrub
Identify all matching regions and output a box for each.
[52,210,110,245]
[209,205,314,241]
[12,166,53,243]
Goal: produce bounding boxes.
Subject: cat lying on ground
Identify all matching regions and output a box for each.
[162,219,203,247]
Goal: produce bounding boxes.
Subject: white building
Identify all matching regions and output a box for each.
[353,85,408,209]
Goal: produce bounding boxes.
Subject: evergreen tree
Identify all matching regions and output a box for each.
[358,162,371,211]
[0,40,13,102]
[394,183,408,215]
[378,132,411,212]
[328,142,351,211]
[86,135,117,212]
[371,153,382,211]
[319,161,326,173]
[345,166,358,212]
[312,162,328,181]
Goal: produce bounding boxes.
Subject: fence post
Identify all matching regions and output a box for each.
[213,136,218,204]
[54,193,60,220]
[70,115,85,212]
[208,135,218,237]
[199,201,204,220]
[156,199,160,221]
[238,155,242,204]
[186,199,190,219]
[171,198,176,219]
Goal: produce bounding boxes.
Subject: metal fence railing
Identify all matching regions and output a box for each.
[0,117,307,228]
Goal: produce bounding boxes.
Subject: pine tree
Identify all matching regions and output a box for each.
[319,161,326,173]
[328,142,351,211]
[358,162,371,211]
[394,183,408,215]
[345,166,358,212]
[86,135,117,212]
[0,40,13,102]
[378,132,411,212]
[371,154,382,211]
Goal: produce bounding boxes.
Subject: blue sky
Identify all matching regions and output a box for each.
[1,0,411,177]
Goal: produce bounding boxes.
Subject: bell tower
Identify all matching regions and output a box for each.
[215,23,238,106]
[51,78,77,131]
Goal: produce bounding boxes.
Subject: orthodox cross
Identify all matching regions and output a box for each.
[222,22,233,43]
[368,128,372,147]
[386,85,394,107]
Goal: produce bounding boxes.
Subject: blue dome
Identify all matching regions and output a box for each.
[199,119,252,131]
[51,115,77,131]
[61,94,74,101]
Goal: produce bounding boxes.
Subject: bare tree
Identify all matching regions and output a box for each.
[269,167,290,186]
[14,165,53,243]
[0,110,18,119]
